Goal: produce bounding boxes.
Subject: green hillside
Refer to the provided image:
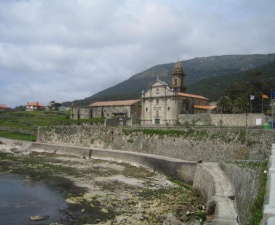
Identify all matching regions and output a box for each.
[187,60,275,101]
[63,54,275,106]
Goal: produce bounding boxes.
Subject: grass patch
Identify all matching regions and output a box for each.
[122,128,209,140]
[0,152,15,160]
[168,177,193,191]
[0,111,71,128]
[0,111,105,141]
[0,131,36,141]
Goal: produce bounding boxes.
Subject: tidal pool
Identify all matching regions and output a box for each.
[0,173,67,225]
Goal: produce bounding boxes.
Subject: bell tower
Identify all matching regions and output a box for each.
[171,60,186,92]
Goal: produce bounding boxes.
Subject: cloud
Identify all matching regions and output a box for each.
[0,0,275,107]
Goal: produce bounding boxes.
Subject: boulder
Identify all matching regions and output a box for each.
[29,215,49,221]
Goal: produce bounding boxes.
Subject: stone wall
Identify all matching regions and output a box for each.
[37,126,275,162]
[35,126,274,224]
[211,113,268,127]
[30,142,197,184]
[178,113,269,127]
[79,107,91,119]
[71,107,79,120]
[178,113,211,126]
[220,162,264,225]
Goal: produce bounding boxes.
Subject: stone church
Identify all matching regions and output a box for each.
[71,60,215,126]
[140,61,215,125]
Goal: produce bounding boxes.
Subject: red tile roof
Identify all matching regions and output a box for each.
[90,99,140,107]
[0,104,10,109]
[178,92,209,100]
[26,102,45,107]
[194,105,217,110]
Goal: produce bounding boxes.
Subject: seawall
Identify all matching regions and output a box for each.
[30,142,197,184]
[35,126,275,224]
[37,126,275,161]
[29,141,238,224]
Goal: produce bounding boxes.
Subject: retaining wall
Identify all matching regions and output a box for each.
[220,163,263,225]
[37,126,275,161]
[178,113,268,127]
[35,126,275,224]
[30,142,197,184]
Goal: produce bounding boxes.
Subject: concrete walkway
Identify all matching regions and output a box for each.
[202,163,239,225]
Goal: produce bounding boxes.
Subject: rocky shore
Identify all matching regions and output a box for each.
[0,138,205,225]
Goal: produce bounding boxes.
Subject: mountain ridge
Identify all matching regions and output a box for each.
[63,53,275,106]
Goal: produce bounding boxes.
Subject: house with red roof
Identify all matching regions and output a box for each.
[26,102,45,111]
[0,104,10,111]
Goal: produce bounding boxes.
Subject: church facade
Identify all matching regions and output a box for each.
[71,60,216,126]
[140,61,215,125]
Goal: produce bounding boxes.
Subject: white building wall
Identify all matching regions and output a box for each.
[141,80,180,125]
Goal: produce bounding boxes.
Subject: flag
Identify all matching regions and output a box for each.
[250,95,255,100]
[262,94,269,99]
[272,91,275,99]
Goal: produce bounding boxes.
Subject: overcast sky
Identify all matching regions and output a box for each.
[1,0,275,107]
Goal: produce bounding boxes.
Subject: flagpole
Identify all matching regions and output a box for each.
[262,94,264,114]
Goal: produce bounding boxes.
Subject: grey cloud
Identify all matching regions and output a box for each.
[0,0,275,107]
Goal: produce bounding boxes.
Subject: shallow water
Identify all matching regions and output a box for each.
[0,173,67,225]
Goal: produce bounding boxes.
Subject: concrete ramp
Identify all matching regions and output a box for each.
[193,163,238,225]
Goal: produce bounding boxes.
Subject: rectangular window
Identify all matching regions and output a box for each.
[156,88,159,94]
[168,107,170,111]
[156,99,159,104]
[146,108,148,111]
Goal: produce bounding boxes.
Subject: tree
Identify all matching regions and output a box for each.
[217,96,232,114]
[14,105,26,111]
[233,97,250,113]
[48,101,62,110]
[181,98,193,114]
[222,70,272,113]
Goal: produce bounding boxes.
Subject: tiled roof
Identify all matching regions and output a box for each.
[0,104,10,109]
[178,92,209,100]
[90,99,140,107]
[26,102,45,107]
[194,105,217,110]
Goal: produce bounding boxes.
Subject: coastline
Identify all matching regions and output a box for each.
[0,138,205,225]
